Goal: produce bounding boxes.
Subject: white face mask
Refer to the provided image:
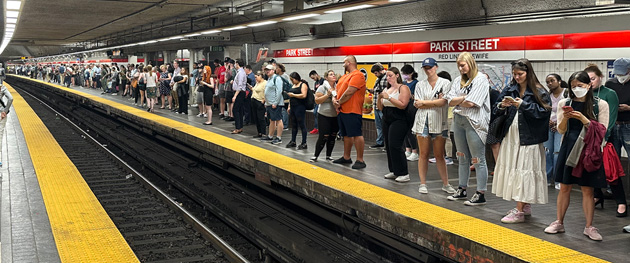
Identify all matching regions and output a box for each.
[572,86,589,98]
[617,74,630,84]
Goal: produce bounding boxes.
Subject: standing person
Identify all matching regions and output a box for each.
[492,59,551,223]
[603,58,630,219]
[195,62,206,117]
[176,68,190,115]
[250,71,267,137]
[231,59,247,134]
[378,67,412,182]
[275,63,291,130]
[332,55,367,169]
[170,61,181,111]
[263,64,285,144]
[401,64,420,161]
[285,72,309,149]
[544,71,609,241]
[368,63,387,149]
[200,65,215,125]
[144,65,159,113]
[224,59,236,121]
[309,70,325,134]
[214,59,227,119]
[243,65,255,125]
[119,65,129,97]
[311,70,338,162]
[0,83,13,165]
[445,52,491,206]
[544,74,568,190]
[158,65,173,109]
[411,58,455,194]
[137,66,148,108]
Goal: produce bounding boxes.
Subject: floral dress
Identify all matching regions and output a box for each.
[159,72,171,96]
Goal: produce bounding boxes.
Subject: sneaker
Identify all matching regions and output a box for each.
[418,184,428,194]
[544,220,565,234]
[283,128,289,131]
[583,226,603,241]
[325,156,334,161]
[428,157,437,163]
[405,151,412,158]
[447,187,467,201]
[333,157,353,164]
[441,184,456,194]
[522,203,532,216]
[445,157,454,165]
[352,161,366,169]
[285,141,297,148]
[309,156,318,162]
[112,93,118,95]
[369,143,384,149]
[203,114,208,118]
[196,113,204,117]
[554,182,561,190]
[309,128,319,134]
[260,135,273,141]
[622,224,630,233]
[395,175,410,182]
[271,138,282,145]
[297,143,307,150]
[384,172,397,179]
[407,152,419,161]
[464,192,486,206]
[501,209,525,223]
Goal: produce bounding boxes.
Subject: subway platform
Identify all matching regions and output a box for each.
[7,75,630,262]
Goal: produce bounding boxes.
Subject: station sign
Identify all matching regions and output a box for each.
[188,32,231,41]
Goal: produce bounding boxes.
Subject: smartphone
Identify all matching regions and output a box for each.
[504,96,515,102]
[562,106,574,112]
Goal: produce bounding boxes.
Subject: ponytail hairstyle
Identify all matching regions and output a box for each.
[567,71,596,121]
[510,58,550,110]
[400,64,418,80]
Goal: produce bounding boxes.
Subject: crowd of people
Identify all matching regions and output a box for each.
[14,53,630,242]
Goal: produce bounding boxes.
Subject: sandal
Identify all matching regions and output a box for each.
[231,129,242,134]
[203,122,213,125]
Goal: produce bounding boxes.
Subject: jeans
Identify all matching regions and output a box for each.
[374,108,384,145]
[282,105,289,128]
[452,114,488,192]
[313,104,319,129]
[611,123,630,160]
[544,129,562,182]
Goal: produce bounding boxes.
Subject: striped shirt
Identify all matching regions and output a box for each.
[445,74,491,143]
[412,77,451,134]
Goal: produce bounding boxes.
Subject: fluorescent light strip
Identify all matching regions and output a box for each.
[201,30,221,34]
[324,4,374,14]
[7,18,17,23]
[223,26,246,31]
[248,21,277,27]
[185,33,201,37]
[6,11,19,18]
[6,1,22,10]
[169,36,184,40]
[282,13,319,21]
[6,24,16,28]
[157,38,170,42]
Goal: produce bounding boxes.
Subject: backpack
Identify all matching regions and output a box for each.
[305,86,315,110]
[278,76,292,100]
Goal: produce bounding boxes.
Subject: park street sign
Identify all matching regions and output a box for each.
[187,32,230,41]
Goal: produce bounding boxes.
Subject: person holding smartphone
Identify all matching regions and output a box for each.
[491,59,551,224]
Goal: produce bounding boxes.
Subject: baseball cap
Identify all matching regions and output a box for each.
[422,58,438,68]
[265,64,275,70]
[613,58,630,75]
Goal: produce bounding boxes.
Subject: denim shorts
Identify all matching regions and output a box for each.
[419,119,448,139]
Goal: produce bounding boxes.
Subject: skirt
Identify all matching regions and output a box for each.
[492,114,548,204]
[146,85,158,99]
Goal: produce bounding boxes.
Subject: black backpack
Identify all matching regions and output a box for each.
[304,82,315,110]
[279,76,292,100]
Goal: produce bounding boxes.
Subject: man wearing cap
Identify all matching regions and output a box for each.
[607,58,630,161]
[263,64,285,144]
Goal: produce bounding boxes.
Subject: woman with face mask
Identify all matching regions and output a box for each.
[400,64,420,161]
[492,59,551,224]
[545,71,609,241]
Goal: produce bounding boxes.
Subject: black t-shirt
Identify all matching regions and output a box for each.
[313,78,325,91]
[606,78,630,121]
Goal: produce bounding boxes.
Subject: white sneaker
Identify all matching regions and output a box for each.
[384,172,397,179]
[445,157,454,165]
[407,153,419,161]
[203,114,208,118]
[441,184,456,194]
[554,182,561,190]
[428,157,437,163]
[405,151,412,157]
[196,113,204,117]
[395,175,410,182]
[418,184,428,194]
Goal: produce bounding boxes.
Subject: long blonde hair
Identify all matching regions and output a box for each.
[457,52,478,88]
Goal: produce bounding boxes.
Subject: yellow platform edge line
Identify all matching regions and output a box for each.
[11,75,608,263]
[5,82,139,263]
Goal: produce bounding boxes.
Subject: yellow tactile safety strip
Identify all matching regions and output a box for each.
[5,82,139,263]
[13,75,607,262]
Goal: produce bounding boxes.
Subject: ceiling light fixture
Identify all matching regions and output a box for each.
[324,4,374,14]
[6,24,16,29]
[282,14,319,21]
[248,21,277,27]
[157,38,170,42]
[201,30,221,34]
[185,33,202,37]
[7,18,17,23]
[169,36,184,40]
[223,26,247,31]
[6,1,22,10]
[6,11,19,18]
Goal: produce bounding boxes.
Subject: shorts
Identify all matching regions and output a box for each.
[338,113,363,137]
[218,83,226,98]
[196,90,204,104]
[419,119,448,139]
[138,83,146,91]
[203,87,214,103]
[225,90,234,101]
[266,105,282,121]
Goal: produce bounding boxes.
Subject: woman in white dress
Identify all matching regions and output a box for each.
[492,58,551,223]
[411,58,455,194]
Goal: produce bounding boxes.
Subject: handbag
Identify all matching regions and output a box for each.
[488,114,508,140]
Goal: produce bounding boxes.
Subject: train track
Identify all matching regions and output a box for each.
[11,78,447,263]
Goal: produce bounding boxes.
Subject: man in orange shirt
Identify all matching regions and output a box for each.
[332,55,367,169]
